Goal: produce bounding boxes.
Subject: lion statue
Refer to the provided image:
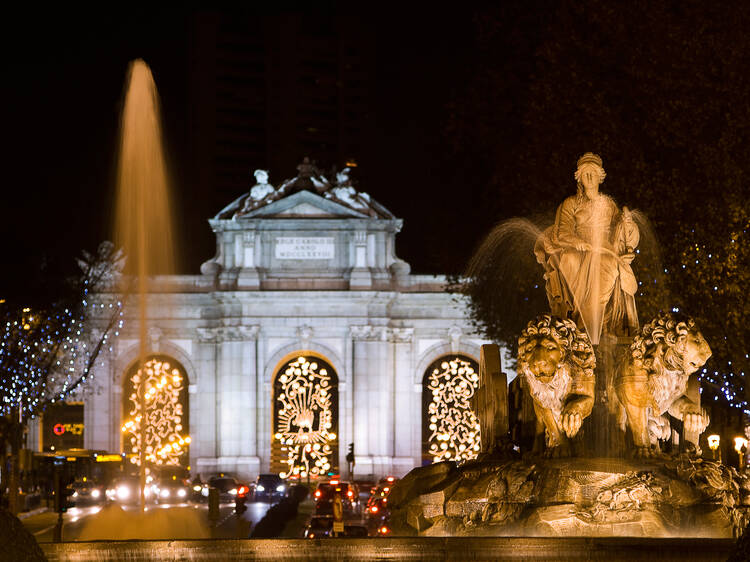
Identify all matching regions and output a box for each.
[614,312,712,458]
[518,315,596,456]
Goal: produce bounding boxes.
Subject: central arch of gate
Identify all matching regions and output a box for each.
[268,349,342,480]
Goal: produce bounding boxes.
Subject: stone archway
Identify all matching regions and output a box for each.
[421,354,481,465]
[270,353,339,479]
[121,355,191,467]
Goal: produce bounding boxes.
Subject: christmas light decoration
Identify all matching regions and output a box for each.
[424,356,481,463]
[1,242,125,423]
[273,356,338,479]
[122,357,190,466]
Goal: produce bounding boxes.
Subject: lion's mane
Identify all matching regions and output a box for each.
[518,314,595,379]
[628,312,696,374]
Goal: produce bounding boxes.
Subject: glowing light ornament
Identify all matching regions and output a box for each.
[274,356,336,479]
[122,358,189,466]
[426,357,481,463]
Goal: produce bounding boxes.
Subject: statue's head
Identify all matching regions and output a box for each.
[518,315,595,383]
[683,327,712,375]
[630,312,712,375]
[254,169,269,184]
[574,152,606,197]
[336,167,351,186]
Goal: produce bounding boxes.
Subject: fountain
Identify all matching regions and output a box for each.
[388,152,750,539]
[113,59,178,512]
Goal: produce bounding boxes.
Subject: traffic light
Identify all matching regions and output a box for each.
[346,443,355,465]
[53,469,75,513]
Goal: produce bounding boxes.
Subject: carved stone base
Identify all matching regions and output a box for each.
[388,455,750,538]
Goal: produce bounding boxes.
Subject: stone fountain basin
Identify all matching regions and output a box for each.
[387,455,749,538]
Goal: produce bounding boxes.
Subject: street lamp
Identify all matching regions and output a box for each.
[707,434,720,461]
[734,436,748,471]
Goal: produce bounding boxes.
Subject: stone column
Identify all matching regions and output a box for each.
[391,328,416,476]
[216,325,260,478]
[350,325,389,479]
[195,325,260,478]
[349,231,372,289]
[237,230,260,289]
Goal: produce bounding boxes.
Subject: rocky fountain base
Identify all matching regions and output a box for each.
[388,454,749,539]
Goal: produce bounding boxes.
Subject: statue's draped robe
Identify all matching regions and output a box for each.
[535,193,639,344]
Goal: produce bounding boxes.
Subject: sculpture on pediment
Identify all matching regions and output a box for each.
[614,312,711,458]
[235,169,278,217]
[534,153,639,345]
[517,315,595,456]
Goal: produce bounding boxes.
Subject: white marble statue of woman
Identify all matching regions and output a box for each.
[534,153,639,344]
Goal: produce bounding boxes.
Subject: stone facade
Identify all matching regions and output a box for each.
[70,170,490,481]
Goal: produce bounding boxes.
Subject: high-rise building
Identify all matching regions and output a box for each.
[188,11,376,212]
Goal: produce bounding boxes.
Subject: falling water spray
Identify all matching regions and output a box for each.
[114,59,177,512]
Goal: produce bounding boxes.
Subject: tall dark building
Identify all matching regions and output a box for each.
[188,11,376,212]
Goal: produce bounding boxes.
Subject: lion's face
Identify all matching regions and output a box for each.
[522,335,563,382]
[682,329,711,375]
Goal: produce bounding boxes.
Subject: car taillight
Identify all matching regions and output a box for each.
[238,486,247,496]
[379,526,390,535]
[314,490,321,498]
[347,490,353,497]
[371,506,379,513]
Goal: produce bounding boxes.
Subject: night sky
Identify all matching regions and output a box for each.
[3,5,747,304]
[2,6,477,302]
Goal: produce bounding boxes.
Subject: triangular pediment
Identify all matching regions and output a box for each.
[241,190,370,219]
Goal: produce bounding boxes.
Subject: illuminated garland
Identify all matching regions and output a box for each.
[122,357,190,466]
[274,356,336,479]
[1,287,124,421]
[426,357,481,463]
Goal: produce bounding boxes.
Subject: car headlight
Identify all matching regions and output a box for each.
[91,489,100,498]
[116,486,130,500]
[256,485,265,492]
[193,485,202,492]
[229,488,237,495]
[276,485,285,492]
[201,487,209,497]
[160,489,170,498]
[177,489,187,498]
[72,491,78,498]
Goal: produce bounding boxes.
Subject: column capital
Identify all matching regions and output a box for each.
[349,325,389,341]
[197,325,259,343]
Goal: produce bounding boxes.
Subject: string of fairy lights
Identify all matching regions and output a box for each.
[0,281,124,422]
[121,357,190,466]
[425,356,481,463]
[274,356,336,479]
[679,224,749,416]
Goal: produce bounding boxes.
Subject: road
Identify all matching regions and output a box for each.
[21,500,274,542]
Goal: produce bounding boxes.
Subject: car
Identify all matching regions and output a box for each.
[70,478,105,506]
[153,477,190,503]
[366,476,399,536]
[251,474,287,502]
[105,475,153,505]
[313,480,359,516]
[303,516,368,538]
[207,475,249,503]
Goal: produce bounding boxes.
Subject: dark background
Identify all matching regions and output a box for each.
[2,6,477,301]
[2,3,748,307]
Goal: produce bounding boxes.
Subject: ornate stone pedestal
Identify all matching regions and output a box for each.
[388,455,749,538]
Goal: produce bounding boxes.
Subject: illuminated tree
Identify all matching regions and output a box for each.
[449,1,750,419]
[0,241,124,513]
